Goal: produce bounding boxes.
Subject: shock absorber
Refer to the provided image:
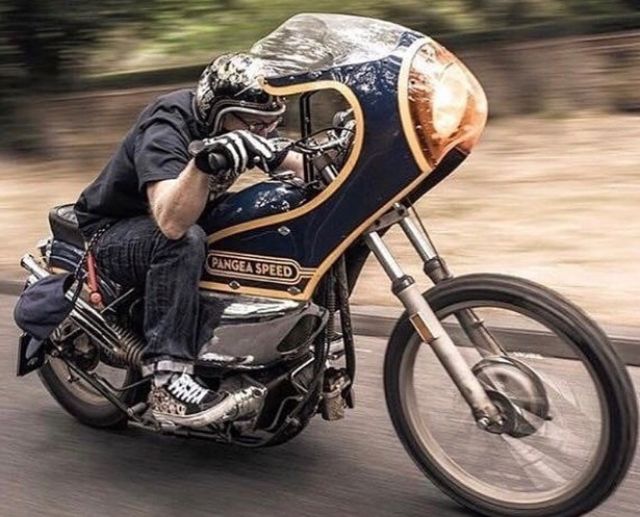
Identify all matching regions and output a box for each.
[325,269,337,341]
[21,254,145,368]
[99,323,145,367]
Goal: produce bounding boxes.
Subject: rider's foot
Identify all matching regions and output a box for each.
[150,372,236,428]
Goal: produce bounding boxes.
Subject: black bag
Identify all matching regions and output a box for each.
[14,272,78,340]
[13,224,109,375]
[13,272,80,374]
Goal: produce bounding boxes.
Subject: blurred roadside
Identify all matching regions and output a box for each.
[14,29,640,161]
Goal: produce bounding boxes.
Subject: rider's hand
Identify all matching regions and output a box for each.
[266,137,295,173]
[194,130,276,177]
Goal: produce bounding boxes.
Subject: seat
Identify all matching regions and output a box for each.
[48,205,123,303]
[49,204,85,249]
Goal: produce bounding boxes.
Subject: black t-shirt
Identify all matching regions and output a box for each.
[74,88,207,239]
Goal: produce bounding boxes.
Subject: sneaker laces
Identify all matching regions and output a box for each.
[167,373,209,404]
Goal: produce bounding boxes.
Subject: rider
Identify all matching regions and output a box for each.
[74,53,298,427]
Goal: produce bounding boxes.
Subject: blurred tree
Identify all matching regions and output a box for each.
[97,0,635,71]
[2,0,157,89]
[0,0,637,153]
[617,0,640,11]
[0,0,154,151]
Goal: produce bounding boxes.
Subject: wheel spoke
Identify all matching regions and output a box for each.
[507,402,592,466]
[535,370,600,426]
[500,434,577,489]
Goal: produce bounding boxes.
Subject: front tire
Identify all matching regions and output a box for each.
[384,273,637,517]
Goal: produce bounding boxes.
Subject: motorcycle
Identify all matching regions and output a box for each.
[16,13,638,517]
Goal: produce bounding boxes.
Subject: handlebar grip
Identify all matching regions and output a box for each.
[207,152,230,172]
[189,140,230,173]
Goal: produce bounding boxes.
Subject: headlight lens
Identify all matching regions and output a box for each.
[432,63,468,139]
[404,40,488,170]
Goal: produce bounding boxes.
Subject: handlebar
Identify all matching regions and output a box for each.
[188,140,231,172]
[187,112,355,180]
[206,152,231,172]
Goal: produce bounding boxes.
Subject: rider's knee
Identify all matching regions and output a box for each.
[182,225,207,248]
[155,224,207,263]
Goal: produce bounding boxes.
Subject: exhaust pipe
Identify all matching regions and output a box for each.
[20,254,144,367]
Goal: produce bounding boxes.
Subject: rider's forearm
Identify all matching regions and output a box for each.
[279,151,305,180]
[147,160,210,240]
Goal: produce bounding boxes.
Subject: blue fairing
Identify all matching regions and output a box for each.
[200,23,472,299]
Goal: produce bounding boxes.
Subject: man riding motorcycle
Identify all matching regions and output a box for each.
[73,52,301,428]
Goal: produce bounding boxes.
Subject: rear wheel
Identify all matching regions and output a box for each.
[39,319,147,429]
[384,274,637,517]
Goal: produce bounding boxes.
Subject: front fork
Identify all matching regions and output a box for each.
[365,204,504,425]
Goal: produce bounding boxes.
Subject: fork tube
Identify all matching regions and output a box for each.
[397,208,451,284]
[367,233,405,280]
[398,210,505,356]
[364,232,501,422]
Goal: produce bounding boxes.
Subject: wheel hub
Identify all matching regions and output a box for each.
[473,356,550,437]
[52,319,100,371]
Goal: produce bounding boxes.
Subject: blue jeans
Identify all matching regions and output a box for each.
[93,216,207,374]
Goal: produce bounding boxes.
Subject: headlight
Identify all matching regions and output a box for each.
[432,63,468,140]
[402,40,488,170]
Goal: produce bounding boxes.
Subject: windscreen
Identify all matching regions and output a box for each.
[249,13,412,78]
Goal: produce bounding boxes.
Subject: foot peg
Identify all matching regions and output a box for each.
[127,402,148,418]
[221,386,266,423]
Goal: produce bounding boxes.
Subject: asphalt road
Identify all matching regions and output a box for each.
[1,293,639,517]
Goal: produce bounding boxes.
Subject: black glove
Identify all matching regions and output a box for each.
[193,129,277,177]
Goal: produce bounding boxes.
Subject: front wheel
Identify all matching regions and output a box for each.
[384,273,637,517]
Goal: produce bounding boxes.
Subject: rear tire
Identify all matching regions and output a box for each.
[34,251,147,429]
[384,273,637,517]
[39,359,145,429]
